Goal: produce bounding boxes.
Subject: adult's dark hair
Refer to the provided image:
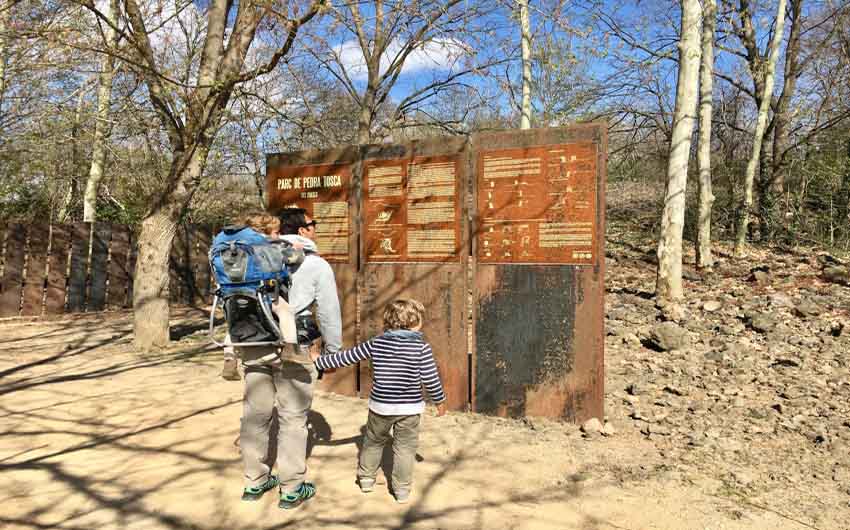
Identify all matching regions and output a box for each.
[278,207,309,235]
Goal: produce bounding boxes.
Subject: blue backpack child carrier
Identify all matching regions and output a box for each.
[208,225,304,348]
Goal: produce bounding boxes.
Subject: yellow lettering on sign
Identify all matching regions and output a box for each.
[323,175,342,187]
[303,176,322,188]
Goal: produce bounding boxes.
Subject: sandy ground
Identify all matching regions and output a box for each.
[0,309,835,530]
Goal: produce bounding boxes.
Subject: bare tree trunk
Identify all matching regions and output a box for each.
[133,210,178,349]
[58,89,87,222]
[696,0,716,269]
[83,0,119,222]
[656,0,702,302]
[133,145,209,349]
[735,0,787,255]
[356,87,376,144]
[762,0,804,240]
[519,0,531,129]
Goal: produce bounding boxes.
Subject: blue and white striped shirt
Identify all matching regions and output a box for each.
[315,330,446,415]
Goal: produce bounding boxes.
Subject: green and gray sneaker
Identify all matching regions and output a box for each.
[278,481,316,510]
[241,475,279,501]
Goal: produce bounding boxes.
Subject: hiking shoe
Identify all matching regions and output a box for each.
[358,478,375,493]
[278,481,316,510]
[394,490,410,504]
[221,359,240,381]
[241,475,278,501]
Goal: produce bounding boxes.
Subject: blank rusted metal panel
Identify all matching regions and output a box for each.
[318,263,357,396]
[360,263,468,410]
[108,225,131,308]
[45,224,71,314]
[21,224,49,316]
[358,138,469,411]
[88,223,111,312]
[472,124,606,422]
[267,147,360,396]
[0,224,26,317]
[67,223,91,313]
[474,265,604,420]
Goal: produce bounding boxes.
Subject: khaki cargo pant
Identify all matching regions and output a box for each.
[238,345,317,494]
[359,411,421,496]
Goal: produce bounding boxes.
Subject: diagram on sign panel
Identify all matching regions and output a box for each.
[376,210,394,223]
[548,155,572,183]
[379,238,398,254]
[500,225,516,258]
[512,180,529,207]
[549,189,574,211]
[373,202,400,225]
[483,225,494,257]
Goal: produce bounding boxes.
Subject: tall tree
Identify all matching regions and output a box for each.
[696,0,716,269]
[83,0,119,222]
[58,89,87,222]
[519,0,531,129]
[734,0,787,254]
[81,0,327,349]
[655,0,702,301]
[306,0,500,144]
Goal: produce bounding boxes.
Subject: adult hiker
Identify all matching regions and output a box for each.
[238,207,342,509]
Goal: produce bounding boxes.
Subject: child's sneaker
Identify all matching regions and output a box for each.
[278,481,316,510]
[394,490,410,504]
[358,478,375,493]
[241,475,278,501]
[221,358,240,381]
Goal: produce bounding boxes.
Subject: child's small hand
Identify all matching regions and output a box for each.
[435,402,447,417]
[309,348,321,363]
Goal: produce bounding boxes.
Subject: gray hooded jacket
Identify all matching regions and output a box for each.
[281,234,342,354]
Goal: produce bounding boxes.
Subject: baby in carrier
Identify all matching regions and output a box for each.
[218,212,299,380]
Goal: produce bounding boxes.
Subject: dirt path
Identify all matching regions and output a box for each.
[1,310,837,530]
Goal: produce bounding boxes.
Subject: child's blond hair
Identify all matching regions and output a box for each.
[239,212,280,235]
[383,299,425,330]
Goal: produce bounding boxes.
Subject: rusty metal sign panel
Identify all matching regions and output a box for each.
[363,155,462,262]
[266,162,352,263]
[266,149,360,396]
[357,139,470,411]
[477,142,597,264]
[472,125,606,423]
[265,126,605,422]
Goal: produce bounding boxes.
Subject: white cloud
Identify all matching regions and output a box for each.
[335,37,469,81]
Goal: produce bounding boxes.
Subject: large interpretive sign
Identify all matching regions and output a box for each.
[477,142,597,264]
[265,125,606,422]
[363,156,462,262]
[266,162,352,263]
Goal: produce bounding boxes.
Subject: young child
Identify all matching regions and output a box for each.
[220,212,299,379]
[310,298,447,503]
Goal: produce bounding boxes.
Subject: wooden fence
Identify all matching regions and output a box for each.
[0,222,213,318]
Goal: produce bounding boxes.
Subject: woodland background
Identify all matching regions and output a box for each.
[0,0,849,346]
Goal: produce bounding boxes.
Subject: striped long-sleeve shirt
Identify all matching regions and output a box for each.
[314,330,446,416]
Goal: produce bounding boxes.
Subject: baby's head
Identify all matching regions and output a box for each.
[240,212,280,238]
[383,299,425,332]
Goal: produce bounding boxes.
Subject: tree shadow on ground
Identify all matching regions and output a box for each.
[0,314,629,530]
